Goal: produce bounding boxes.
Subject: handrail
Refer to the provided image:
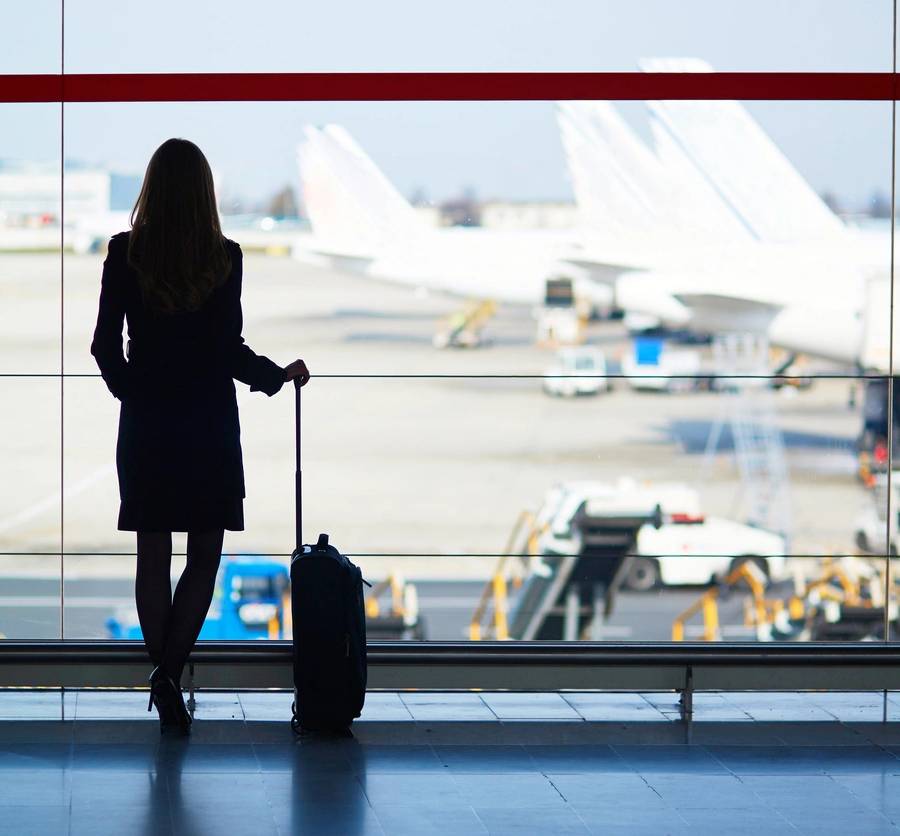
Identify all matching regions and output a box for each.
[5,640,900,665]
[6,641,900,699]
[470,511,545,641]
[469,510,532,640]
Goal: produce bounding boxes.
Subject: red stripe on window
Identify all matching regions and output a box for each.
[1,75,62,102]
[0,72,895,103]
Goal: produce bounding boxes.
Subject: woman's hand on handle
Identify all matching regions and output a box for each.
[284,359,311,387]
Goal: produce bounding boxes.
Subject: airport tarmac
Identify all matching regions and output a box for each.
[0,576,769,643]
[0,250,880,640]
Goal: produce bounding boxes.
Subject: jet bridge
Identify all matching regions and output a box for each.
[508,502,663,641]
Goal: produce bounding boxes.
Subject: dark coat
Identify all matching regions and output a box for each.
[90,231,285,532]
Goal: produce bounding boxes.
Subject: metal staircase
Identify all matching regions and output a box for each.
[703,333,792,546]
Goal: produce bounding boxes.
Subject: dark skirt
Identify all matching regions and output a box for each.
[115,380,246,532]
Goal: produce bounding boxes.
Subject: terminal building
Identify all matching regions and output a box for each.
[479,200,577,230]
[2,5,900,836]
[0,160,141,221]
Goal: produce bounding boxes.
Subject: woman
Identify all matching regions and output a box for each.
[91,138,309,734]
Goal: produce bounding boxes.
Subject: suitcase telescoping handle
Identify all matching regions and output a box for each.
[294,377,302,552]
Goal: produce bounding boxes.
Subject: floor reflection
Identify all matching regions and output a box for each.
[4,692,900,835]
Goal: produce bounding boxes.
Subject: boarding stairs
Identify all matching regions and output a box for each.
[471,504,662,642]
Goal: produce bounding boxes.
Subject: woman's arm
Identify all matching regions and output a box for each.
[90,239,132,400]
[225,244,286,396]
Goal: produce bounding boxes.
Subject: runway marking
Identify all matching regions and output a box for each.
[583,626,633,638]
[0,463,115,536]
[0,596,130,608]
[687,625,757,638]
[412,596,495,609]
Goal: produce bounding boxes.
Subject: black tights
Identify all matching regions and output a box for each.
[135,529,224,685]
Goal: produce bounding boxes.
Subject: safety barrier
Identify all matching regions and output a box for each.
[5,641,900,724]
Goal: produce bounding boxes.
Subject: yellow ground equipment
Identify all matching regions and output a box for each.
[433,300,497,348]
[672,560,771,641]
[673,556,896,642]
[470,510,545,640]
[284,570,423,640]
[364,571,424,640]
[767,556,888,641]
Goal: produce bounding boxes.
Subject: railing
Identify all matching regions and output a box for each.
[6,640,900,724]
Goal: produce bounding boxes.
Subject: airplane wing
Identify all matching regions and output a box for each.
[563,250,650,276]
[292,242,376,273]
[672,291,783,334]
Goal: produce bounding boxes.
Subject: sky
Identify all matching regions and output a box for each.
[1,1,895,207]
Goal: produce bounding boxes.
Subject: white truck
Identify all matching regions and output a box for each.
[620,337,703,393]
[536,479,787,591]
[542,347,610,397]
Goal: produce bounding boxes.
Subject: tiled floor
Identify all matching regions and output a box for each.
[4,691,900,834]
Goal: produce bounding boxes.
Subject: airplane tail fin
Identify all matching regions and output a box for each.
[559,100,750,248]
[557,101,664,252]
[298,124,427,254]
[641,57,845,244]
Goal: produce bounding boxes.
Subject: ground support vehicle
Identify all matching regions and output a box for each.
[108,557,424,641]
[621,337,703,393]
[542,347,610,397]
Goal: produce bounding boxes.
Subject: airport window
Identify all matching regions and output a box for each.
[1,3,898,655]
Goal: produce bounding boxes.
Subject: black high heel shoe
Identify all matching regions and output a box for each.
[148,666,192,735]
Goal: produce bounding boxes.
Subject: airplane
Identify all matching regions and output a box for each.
[294,73,889,370]
[556,62,891,373]
[295,124,613,313]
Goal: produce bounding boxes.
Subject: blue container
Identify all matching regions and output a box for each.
[634,337,663,366]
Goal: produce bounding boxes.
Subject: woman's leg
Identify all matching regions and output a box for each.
[161,528,225,685]
[135,531,173,668]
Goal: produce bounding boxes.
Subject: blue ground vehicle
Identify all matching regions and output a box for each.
[107,557,291,641]
[108,556,425,641]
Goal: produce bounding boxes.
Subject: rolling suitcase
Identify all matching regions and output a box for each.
[289,379,367,735]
